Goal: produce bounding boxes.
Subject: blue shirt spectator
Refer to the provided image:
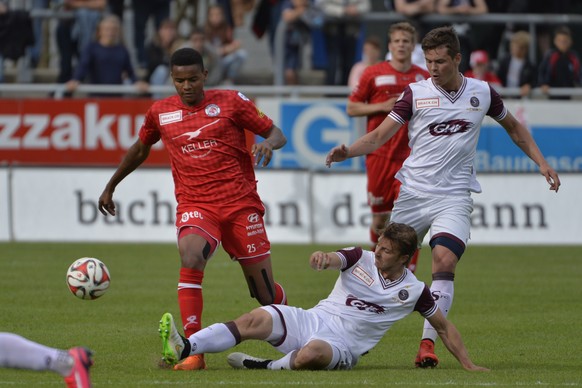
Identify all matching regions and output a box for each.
[65,15,148,96]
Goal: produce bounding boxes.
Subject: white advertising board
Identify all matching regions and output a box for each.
[4,167,581,245]
[10,168,177,242]
[7,168,312,243]
[255,170,311,243]
[470,175,580,244]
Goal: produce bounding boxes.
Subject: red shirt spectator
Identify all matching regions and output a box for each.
[464,50,502,88]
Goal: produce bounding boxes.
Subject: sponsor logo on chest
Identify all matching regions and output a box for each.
[375,75,396,86]
[351,265,374,286]
[159,110,183,125]
[416,98,440,109]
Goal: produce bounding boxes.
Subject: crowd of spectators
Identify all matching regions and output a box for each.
[0,0,581,98]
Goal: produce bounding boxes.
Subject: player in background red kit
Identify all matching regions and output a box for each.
[98,48,288,371]
[347,22,429,272]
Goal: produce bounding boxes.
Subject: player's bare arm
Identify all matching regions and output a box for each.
[98,139,152,216]
[252,125,287,167]
[427,309,490,372]
[309,251,342,271]
[346,100,391,117]
[326,116,402,167]
[498,112,561,192]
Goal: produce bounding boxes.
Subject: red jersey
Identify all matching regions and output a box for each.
[463,70,502,87]
[139,90,273,207]
[349,61,429,161]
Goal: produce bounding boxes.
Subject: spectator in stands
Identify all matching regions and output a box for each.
[107,0,125,22]
[205,4,248,85]
[464,49,502,88]
[0,1,34,82]
[145,18,181,98]
[538,25,581,100]
[29,0,51,68]
[347,34,382,90]
[281,0,312,85]
[185,26,223,87]
[231,0,256,27]
[497,30,536,99]
[251,0,284,57]
[65,14,148,97]
[435,0,488,74]
[392,0,435,39]
[316,0,371,85]
[132,0,171,69]
[56,0,106,83]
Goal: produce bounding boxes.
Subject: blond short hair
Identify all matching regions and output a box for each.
[511,31,530,48]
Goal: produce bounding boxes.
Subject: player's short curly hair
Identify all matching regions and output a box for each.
[170,48,205,70]
[421,25,461,58]
[381,222,418,265]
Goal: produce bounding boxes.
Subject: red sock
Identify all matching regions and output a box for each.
[178,268,204,338]
[274,282,287,305]
[407,249,420,273]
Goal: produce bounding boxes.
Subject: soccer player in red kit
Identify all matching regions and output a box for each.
[98,48,288,371]
[347,22,428,272]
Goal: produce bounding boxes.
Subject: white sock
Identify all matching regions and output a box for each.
[422,279,454,342]
[187,323,237,355]
[268,350,296,370]
[0,333,73,376]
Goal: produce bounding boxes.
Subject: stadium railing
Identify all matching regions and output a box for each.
[0,83,581,100]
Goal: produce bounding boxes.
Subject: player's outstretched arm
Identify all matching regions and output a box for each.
[98,139,151,216]
[325,115,402,167]
[427,309,490,372]
[498,111,561,192]
[309,251,342,271]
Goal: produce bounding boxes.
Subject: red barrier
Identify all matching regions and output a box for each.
[0,99,258,166]
[0,99,171,166]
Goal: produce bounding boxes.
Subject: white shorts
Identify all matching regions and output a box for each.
[391,186,474,246]
[261,305,356,370]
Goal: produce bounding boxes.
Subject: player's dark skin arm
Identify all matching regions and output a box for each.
[253,124,287,167]
[98,139,152,216]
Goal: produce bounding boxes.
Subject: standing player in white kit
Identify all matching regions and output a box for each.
[326,25,560,368]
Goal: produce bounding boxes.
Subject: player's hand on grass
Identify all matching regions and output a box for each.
[326,144,349,167]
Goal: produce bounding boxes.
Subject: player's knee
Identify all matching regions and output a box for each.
[294,345,329,370]
[179,251,206,270]
[295,341,332,369]
[233,308,272,339]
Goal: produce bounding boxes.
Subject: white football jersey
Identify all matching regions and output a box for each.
[314,247,437,356]
[388,75,507,195]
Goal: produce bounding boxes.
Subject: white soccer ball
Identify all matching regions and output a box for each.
[66,257,111,300]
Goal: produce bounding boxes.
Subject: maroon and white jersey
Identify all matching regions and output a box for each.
[139,90,273,208]
[388,75,507,195]
[313,247,437,356]
[349,62,429,161]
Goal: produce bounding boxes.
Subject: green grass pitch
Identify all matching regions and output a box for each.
[1,242,581,387]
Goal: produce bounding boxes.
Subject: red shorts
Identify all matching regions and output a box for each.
[176,195,271,265]
[366,155,404,214]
